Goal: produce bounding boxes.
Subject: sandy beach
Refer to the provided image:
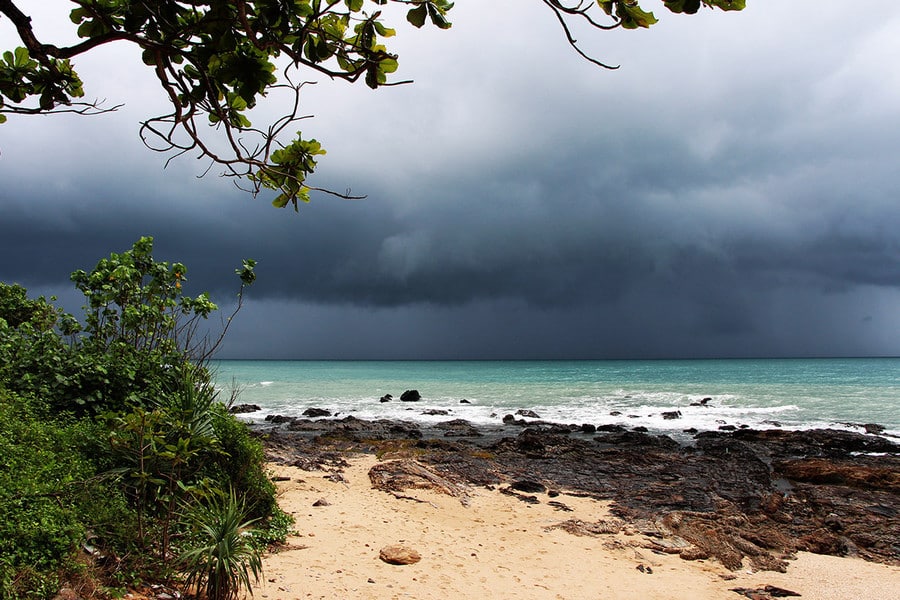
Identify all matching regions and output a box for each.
[256,455,899,600]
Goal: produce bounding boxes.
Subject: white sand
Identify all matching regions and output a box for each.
[256,455,900,600]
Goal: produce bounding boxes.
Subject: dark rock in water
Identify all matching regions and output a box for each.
[609,411,622,416]
[230,403,261,414]
[581,423,597,434]
[719,425,737,431]
[422,409,449,416]
[544,423,577,435]
[265,414,296,424]
[632,426,648,433]
[380,394,393,403]
[662,411,682,420]
[460,399,471,404]
[683,428,698,435]
[864,423,885,435]
[502,414,527,426]
[400,389,421,402]
[596,424,626,433]
[302,407,332,418]
[511,479,546,494]
[516,409,541,418]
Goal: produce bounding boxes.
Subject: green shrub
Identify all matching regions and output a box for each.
[180,490,263,600]
[0,390,122,599]
[208,405,277,519]
[0,240,271,597]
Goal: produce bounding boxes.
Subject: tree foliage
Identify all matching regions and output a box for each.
[0,0,744,209]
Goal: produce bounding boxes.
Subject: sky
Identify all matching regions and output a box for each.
[2,1,900,359]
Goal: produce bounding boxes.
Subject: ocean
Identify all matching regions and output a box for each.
[210,358,900,437]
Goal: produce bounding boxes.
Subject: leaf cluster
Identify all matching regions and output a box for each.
[0,0,457,209]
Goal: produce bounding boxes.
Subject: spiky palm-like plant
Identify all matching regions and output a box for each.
[180,490,262,600]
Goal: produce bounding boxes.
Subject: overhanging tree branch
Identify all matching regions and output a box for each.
[1,0,746,210]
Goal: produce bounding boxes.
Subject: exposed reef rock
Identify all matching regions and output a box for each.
[256,418,899,570]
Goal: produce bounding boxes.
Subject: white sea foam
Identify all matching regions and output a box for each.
[214,359,900,435]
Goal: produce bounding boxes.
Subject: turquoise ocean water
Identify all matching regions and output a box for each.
[211,359,900,437]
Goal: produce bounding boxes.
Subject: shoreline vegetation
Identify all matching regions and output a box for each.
[250,413,899,600]
[0,241,286,600]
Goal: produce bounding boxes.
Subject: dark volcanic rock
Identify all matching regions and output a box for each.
[265,414,297,424]
[516,409,541,418]
[511,479,546,494]
[257,418,900,570]
[230,403,261,414]
[595,424,627,433]
[434,419,482,437]
[422,409,449,416]
[302,407,332,418]
[400,390,421,402]
[662,411,682,420]
[380,394,393,403]
[502,414,527,426]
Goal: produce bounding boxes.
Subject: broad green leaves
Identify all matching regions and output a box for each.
[665,0,746,14]
[407,1,453,30]
[251,137,327,210]
[598,1,657,29]
[600,0,745,27]
[0,47,84,112]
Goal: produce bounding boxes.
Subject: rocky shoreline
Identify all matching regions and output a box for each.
[251,413,899,573]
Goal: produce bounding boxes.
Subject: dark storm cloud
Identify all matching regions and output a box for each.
[2,1,900,358]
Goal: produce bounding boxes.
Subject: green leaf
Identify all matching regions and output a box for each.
[407,4,427,28]
[427,3,452,29]
[616,1,658,29]
[373,22,396,38]
[707,0,745,10]
[664,0,702,14]
[14,47,32,68]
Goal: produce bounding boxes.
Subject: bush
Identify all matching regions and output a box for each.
[180,490,263,600]
[0,240,278,599]
[0,390,132,599]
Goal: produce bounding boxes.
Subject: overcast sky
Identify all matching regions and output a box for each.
[2,1,900,359]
